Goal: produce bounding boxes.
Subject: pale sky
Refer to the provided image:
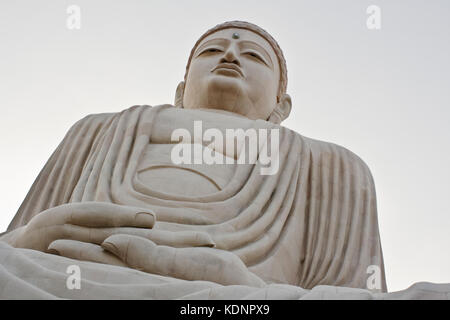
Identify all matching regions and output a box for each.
[0,0,449,292]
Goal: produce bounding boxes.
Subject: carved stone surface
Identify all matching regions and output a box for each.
[0,21,448,299]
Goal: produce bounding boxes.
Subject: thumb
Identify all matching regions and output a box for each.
[101,234,157,270]
[101,234,266,287]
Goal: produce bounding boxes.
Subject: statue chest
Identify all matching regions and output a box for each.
[137,143,237,197]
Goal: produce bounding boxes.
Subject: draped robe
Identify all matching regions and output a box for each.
[3,104,390,296]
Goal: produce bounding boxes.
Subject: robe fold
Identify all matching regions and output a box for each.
[5,104,387,292]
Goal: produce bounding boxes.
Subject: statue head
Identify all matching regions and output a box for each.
[175,21,292,124]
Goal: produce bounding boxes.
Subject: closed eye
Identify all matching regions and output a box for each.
[243,51,266,64]
[199,48,223,55]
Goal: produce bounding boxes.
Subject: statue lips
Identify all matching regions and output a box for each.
[211,63,244,78]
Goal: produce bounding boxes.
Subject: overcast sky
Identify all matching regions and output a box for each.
[0,0,449,292]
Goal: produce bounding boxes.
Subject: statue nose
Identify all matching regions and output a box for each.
[220,47,241,66]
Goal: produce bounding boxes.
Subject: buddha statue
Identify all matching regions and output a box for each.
[0,21,389,297]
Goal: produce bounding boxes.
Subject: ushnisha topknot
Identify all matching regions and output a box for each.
[184,21,288,100]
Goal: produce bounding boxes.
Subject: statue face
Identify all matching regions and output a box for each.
[183,28,281,120]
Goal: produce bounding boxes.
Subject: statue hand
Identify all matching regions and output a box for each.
[48,234,266,287]
[5,202,156,252]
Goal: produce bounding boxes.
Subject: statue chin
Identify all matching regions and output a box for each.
[206,74,246,111]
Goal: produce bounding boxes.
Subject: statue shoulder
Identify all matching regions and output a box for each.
[69,105,159,131]
[74,111,117,126]
[72,108,137,130]
[299,134,375,182]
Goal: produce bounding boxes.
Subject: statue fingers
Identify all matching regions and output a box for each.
[47,239,126,267]
[101,234,265,287]
[66,202,156,228]
[13,223,214,255]
[42,225,214,248]
[125,229,216,248]
[28,202,156,229]
[22,224,147,250]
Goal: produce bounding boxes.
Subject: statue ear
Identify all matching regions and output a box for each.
[174,81,185,107]
[268,94,292,124]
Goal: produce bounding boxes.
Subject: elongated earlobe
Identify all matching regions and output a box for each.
[268,94,292,124]
[174,81,185,107]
